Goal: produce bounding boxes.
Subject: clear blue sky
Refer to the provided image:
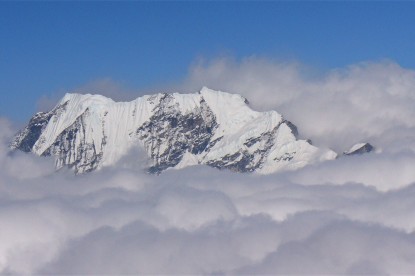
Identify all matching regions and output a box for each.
[1,2,415,122]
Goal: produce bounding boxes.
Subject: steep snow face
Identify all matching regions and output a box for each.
[11,87,336,174]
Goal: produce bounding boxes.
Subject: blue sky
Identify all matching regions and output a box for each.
[1,2,415,122]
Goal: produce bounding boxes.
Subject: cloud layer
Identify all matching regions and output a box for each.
[180,57,415,153]
[2,58,415,274]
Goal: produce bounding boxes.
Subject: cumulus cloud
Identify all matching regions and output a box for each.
[3,57,415,274]
[240,220,415,274]
[36,57,415,154]
[180,57,415,153]
[1,125,415,274]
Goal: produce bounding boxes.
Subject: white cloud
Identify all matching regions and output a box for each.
[2,140,415,274]
[240,219,415,274]
[36,57,415,153]
[2,57,415,274]
[180,57,415,153]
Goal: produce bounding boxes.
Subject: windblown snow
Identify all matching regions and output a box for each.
[11,87,336,174]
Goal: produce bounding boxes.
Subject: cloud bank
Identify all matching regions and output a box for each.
[180,57,415,153]
[2,58,415,274]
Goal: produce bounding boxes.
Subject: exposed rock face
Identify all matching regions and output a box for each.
[11,87,336,174]
[41,108,106,173]
[11,102,68,153]
[133,94,218,174]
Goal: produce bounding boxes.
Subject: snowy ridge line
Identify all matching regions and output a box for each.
[11,87,337,174]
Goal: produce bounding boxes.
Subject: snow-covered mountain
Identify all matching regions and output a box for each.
[343,143,375,156]
[11,87,337,174]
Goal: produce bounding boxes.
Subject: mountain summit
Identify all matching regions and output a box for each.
[11,87,336,174]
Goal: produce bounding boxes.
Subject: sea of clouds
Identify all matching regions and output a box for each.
[2,58,415,274]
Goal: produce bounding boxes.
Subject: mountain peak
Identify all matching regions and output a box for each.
[344,143,375,156]
[59,92,115,106]
[11,88,336,174]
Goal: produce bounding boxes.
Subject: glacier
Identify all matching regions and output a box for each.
[11,87,337,174]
